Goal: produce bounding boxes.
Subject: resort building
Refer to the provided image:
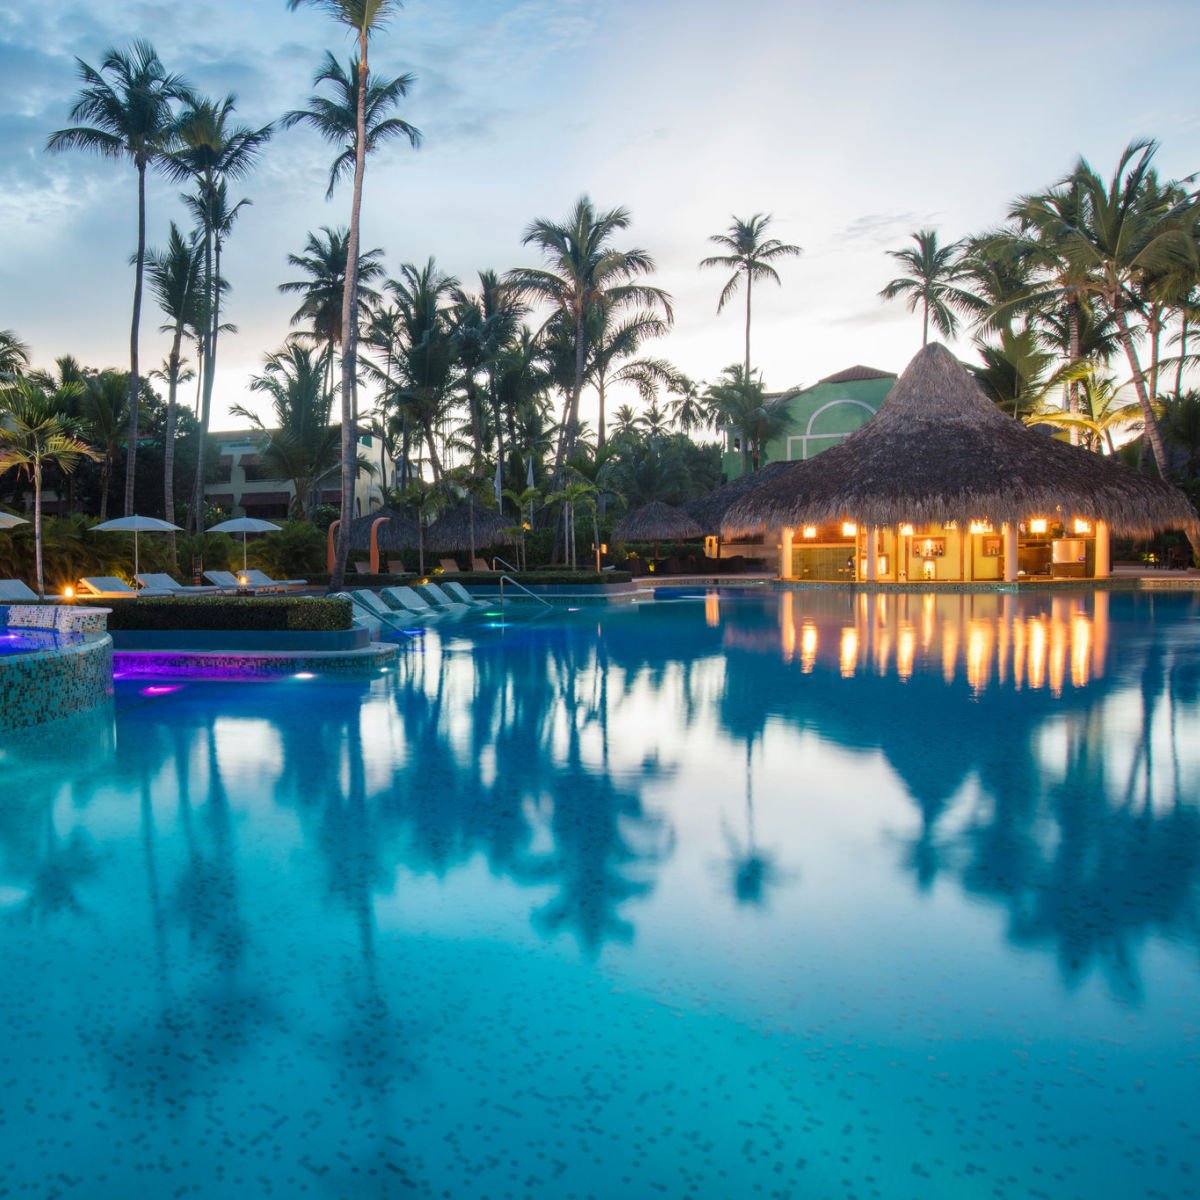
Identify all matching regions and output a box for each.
[721,365,896,481]
[204,429,386,519]
[723,343,1197,583]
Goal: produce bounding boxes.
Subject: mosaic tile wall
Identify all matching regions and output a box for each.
[0,605,114,733]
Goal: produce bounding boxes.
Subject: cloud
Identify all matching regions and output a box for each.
[834,211,943,249]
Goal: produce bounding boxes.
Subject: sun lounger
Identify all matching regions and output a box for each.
[347,590,426,635]
[0,579,38,602]
[472,558,492,572]
[442,581,489,608]
[416,582,470,612]
[380,586,444,620]
[79,576,173,599]
[203,569,272,595]
[136,573,221,595]
[354,560,372,574]
[438,558,460,574]
[243,568,307,593]
[386,558,406,574]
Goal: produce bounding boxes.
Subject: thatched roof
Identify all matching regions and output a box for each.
[347,508,421,551]
[724,343,1198,538]
[685,461,794,534]
[612,500,704,542]
[424,505,513,552]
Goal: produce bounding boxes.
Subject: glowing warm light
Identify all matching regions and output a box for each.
[238,574,249,586]
[896,624,915,680]
[923,560,936,580]
[1029,518,1047,534]
[1071,614,1092,687]
[899,524,914,537]
[943,520,957,530]
[802,526,817,539]
[62,585,74,599]
[968,520,993,535]
[966,620,993,694]
[1073,518,1092,534]
[1027,617,1047,690]
[841,522,857,537]
[839,627,858,677]
[705,592,720,628]
[800,621,817,672]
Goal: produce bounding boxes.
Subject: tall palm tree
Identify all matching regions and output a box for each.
[1055,140,1198,474]
[286,0,416,591]
[80,371,131,522]
[666,373,712,435]
[878,229,972,346]
[231,345,350,519]
[167,93,271,532]
[701,213,801,379]
[146,222,204,538]
[0,384,99,596]
[506,196,672,478]
[46,40,190,516]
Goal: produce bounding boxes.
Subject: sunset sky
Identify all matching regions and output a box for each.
[2,0,1198,430]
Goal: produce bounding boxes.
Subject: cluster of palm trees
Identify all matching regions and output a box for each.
[879,140,1200,492]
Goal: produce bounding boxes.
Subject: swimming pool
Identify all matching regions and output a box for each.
[1,589,1197,1198]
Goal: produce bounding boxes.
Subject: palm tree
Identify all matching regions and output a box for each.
[700,213,801,380]
[80,372,131,521]
[0,383,99,596]
[666,373,712,435]
[46,40,190,516]
[506,196,672,478]
[1026,367,1145,455]
[286,0,416,592]
[146,222,203,538]
[167,94,271,532]
[1045,141,1198,474]
[582,306,671,450]
[0,330,30,381]
[879,229,974,346]
[705,364,791,473]
[231,345,348,519]
[400,480,444,575]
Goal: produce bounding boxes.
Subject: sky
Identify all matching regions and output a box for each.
[2,0,1199,433]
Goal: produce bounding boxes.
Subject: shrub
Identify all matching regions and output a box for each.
[102,596,352,632]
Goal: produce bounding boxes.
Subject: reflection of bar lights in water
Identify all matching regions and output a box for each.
[802,526,817,539]
[966,620,993,694]
[1027,617,1046,690]
[1071,614,1092,687]
[705,593,720,628]
[839,627,858,676]
[896,623,915,679]
[1029,517,1047,534]
[800,621,817,672]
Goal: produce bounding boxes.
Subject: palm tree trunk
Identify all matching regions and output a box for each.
[124,162,147,516]
[34,461,44,598]
[744,271,752,380]
[99,455,111,523]
[1067,300,1081,444]
[1116,309,1168,473]
[331,39,370,593]
[922,295,929,347]
[191,224,215,533]
[597,374,607,452]
[164,325,184,563]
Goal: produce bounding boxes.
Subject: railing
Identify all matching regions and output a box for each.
[492,555,520,573]
[336,591,416,636]
[497,575,553,609]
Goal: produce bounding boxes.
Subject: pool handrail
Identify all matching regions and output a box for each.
[497,575,553,609]
[491,555,519,573]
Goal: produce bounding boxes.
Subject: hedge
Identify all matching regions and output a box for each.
[446,570,633,585]
[101,596,353,632]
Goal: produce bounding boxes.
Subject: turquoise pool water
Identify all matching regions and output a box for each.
[2,589,1198,1199]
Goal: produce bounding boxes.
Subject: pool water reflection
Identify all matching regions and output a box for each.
[1,589,1198,1198]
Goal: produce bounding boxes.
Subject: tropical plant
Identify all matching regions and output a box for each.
[231,344,348,519]
[1025,367,1146,455]
[399,480,444,575]
[286,0,417,592]
[546,476,598,569]
[80,371,132,521]
[700,213,801,380]
[878,229,973,346]
[46,40,190,515]
[704,364,792,473]
[501,485,541,570]
[506,196,672,478]
[0,330,30,380]
[0,383,100,596]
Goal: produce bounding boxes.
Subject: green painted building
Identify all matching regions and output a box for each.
[722,365,897,480]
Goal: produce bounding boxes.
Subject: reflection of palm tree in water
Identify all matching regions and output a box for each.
[14,791,100,922]
[721,736,790,907]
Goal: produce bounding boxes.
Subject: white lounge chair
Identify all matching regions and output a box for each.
[380,586,444,620]
[136,573,221,595]
[0,579,38,602]
[203,570,272,595]
[243,568,307,593]
[437,558,460,574]
[472,557,492,572]
[79,576,173,599]
[442,581,489,608]
[416,582,470,612]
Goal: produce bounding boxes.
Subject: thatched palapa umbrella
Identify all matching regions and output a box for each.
[723,343,1196,578]
[685,461,792,535]
[613,500,704,561]
[425,505,512,563]
[347,508,421,572]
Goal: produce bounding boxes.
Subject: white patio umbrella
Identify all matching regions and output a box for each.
[0,512,29,529]
[208,516,282,571]
[91,515,182,579]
